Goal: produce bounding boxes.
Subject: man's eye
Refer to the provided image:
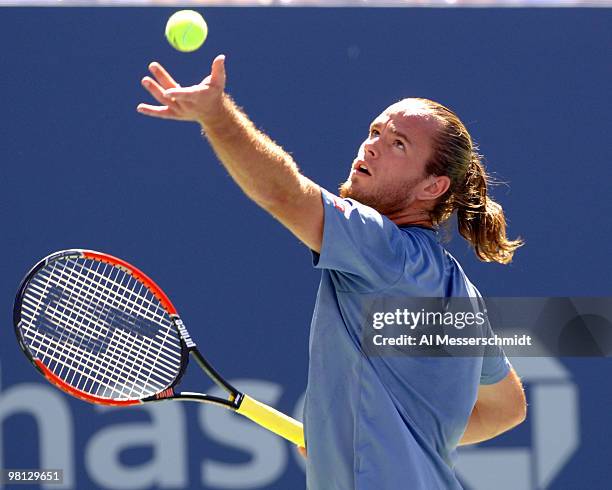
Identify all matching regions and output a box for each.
[394,140,405,150]
[370,129,380,137]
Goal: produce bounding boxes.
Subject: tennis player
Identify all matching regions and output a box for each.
[138,55,527,490]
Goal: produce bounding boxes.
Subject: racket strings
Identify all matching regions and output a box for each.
[23,261,158,398]
[24,258,178,398]
[19,257,183,400]
[42,261,179,374]
[22,263,137,398]
[21,287,178,390]
[60,258,178,397]
[23,269,181,362]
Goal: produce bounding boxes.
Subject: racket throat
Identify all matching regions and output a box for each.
[172,315,240,397]
[188,348,240,396]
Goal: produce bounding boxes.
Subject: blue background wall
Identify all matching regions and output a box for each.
[0,7,610,489]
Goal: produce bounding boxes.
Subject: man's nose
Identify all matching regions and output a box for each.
[364,140,378,158]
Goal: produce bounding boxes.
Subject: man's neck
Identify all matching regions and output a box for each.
[386,209,434,228]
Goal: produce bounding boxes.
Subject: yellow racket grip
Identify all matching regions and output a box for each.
[236,394,305,447]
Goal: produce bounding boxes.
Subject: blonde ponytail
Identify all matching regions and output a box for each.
[415,98,524,264]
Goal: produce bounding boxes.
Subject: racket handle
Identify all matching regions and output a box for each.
[236,394,305,447]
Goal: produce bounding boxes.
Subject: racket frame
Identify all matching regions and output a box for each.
[13,249,241,409]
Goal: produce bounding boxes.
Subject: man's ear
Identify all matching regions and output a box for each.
[415,175,451,201]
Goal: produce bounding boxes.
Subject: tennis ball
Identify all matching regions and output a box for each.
[165,10,208,53]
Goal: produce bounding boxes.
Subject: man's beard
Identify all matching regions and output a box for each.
[339,176,420,215]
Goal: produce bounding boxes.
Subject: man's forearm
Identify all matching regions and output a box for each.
[200,94,315,210]
[458,401,524,446]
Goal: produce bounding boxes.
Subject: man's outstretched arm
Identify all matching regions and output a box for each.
[137,55,323,252]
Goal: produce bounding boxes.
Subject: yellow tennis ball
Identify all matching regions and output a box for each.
[165,10,208,53]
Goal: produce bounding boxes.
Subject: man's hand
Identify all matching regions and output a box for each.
[137,54,226,125]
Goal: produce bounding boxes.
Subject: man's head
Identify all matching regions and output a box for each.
[340,97,523,264]
[339,98,451,222]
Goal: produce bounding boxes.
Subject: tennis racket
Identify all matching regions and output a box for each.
[13,249,304,447]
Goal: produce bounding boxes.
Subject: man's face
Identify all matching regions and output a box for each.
[340,100,439,216]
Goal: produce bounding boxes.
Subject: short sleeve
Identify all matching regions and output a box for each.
[480,344,511,385]
[312,188,408,291]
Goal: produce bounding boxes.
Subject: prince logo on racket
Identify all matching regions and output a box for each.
[139,56,528,489]
[174,317,195,348]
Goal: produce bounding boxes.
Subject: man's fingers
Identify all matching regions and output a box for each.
[139,57,224,122]
[209,54,226,89]
[136,103,179,120]
[148,62,179,90]
[141,77,174,106]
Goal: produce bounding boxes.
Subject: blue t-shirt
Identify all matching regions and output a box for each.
[304,189,510,490]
